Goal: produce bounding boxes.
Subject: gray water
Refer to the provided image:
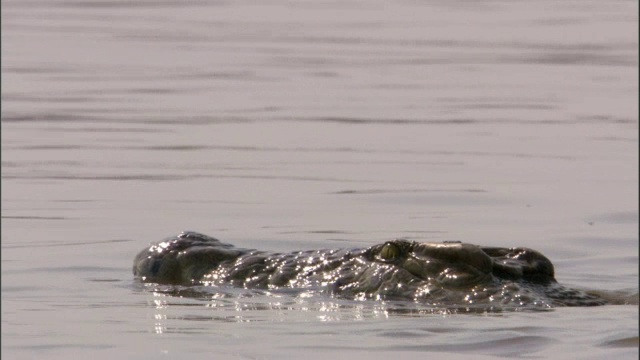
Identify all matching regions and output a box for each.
[1,0,638,359]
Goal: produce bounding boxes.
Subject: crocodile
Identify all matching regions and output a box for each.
[133,231,610,309]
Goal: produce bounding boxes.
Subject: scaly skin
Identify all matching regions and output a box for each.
[133,231,607,308]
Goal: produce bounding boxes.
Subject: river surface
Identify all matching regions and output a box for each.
[1,0,638,359]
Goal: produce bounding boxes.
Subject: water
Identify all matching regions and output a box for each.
[1,0,638,358]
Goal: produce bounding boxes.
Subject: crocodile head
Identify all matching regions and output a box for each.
[133,232,606,307]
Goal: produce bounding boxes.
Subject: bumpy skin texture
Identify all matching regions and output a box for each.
[133,231,607,308]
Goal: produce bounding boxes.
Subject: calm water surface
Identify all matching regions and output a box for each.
[1,0,638,359]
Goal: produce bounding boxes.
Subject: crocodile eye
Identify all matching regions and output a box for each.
[379,243,400,261]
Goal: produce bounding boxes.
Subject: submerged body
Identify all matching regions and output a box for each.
[134,231,607,308]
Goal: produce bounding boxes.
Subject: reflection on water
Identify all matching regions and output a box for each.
[149,290,394,329]
[139,283,638,358]
[144,282,558,331]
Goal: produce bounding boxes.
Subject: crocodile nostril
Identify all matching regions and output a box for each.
[151,259,162,276]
